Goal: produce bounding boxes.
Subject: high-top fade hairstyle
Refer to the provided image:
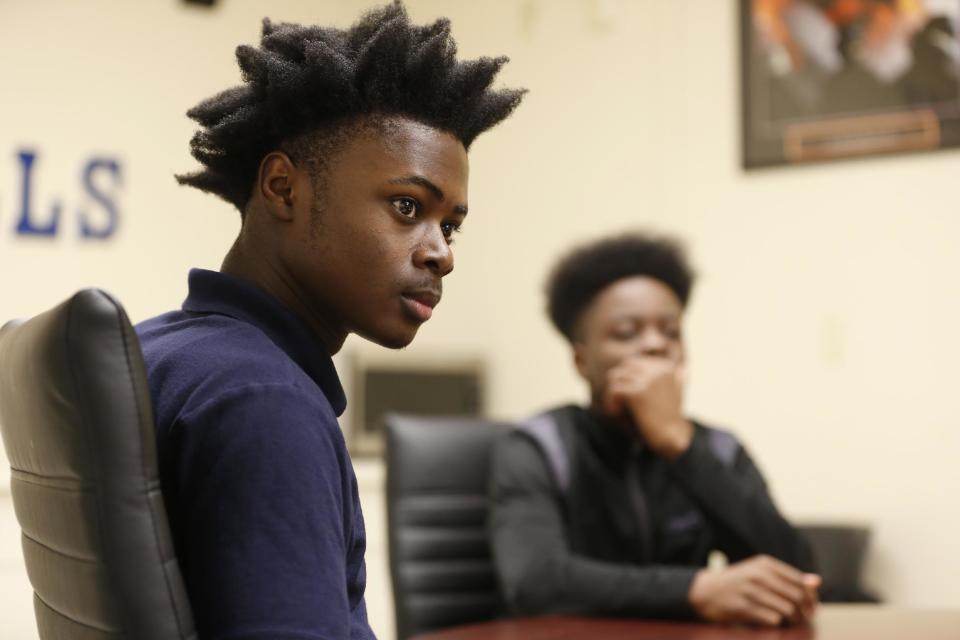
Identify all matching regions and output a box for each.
[546,233,695,342]
[177,1,525,213]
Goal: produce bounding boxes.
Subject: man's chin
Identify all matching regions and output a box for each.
[360,325,419,350]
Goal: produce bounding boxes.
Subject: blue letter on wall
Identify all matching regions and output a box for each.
[79,157,122,239]
[14,150,61,236]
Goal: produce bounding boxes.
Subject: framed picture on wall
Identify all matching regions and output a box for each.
[742,0,960,168]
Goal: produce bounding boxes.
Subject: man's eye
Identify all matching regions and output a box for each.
[610,325,637,340]
[661,323,681,340]
[441,221,461,244]
[391,197,420,218]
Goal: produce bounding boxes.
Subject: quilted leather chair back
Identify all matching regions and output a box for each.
[385,414,509,640]
[0,289,196,640]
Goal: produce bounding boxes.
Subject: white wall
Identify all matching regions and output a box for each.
[0,0,958,628]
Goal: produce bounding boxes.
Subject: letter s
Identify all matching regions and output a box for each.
[79,157,122,239]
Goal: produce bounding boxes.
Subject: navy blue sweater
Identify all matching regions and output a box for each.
[137,269,374,640]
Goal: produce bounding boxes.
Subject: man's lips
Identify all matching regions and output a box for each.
[401,289,440,322]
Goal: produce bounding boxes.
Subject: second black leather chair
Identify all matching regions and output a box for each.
[385,414,510,640]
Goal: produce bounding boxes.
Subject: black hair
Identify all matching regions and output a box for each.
[546,233,695,342]
[176,1,525,212]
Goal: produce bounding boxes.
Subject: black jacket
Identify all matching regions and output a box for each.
[488,404,814,618]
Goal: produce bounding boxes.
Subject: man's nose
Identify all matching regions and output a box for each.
[637,328,668,357]
[412,225,454,277]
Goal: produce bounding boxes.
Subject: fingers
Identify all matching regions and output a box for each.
[760,555,806,585]
[601,387,625,417]
[745,585,796,625]
[601,367,647,417]
[620,355,675,376]
[737,596,785,627]
[752,567,804,606]
[750,557,805,599]
[601,374,634,416]
[604,358,676,403]
[803,574,822,594]
[746,558,820,627]
[799,574,822,623]
[694,559,820,629]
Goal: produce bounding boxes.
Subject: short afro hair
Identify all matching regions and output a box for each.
[177,1,525,212]
[546,233,695,342]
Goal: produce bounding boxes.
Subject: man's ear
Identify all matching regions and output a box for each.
[573,341,590,380]
[257,152,300,222]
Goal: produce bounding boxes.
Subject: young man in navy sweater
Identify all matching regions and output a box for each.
[136,4,523,638]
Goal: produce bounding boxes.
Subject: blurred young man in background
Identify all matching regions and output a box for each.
[490,233,819,627]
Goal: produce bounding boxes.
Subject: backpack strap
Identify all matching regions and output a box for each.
[704,426,740,467]
[516,410,571,494]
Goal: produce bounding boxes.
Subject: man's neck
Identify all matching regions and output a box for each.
[220,236,347,355]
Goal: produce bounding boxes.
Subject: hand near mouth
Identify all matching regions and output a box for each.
[601,355,692,459]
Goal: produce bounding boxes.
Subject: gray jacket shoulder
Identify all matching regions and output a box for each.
[513,408,743,493]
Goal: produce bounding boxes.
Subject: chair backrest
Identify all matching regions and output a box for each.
[385,414,510,640]
[0,289,196,640]
[798,523,879,603]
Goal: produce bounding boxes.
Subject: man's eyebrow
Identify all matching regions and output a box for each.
[388,175,468,215]
[613,312,682,322]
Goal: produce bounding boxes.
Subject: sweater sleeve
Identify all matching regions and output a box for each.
[667,427,816,572]
[489,431,698,618]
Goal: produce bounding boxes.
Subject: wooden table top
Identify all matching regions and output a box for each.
[411,605,960,640]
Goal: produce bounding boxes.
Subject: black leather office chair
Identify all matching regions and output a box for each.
[0,289,196,640]
[798,523,880,603]
[385,414,510,640]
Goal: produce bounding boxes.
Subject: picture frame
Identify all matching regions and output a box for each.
[341,349,486,457]
[742,0,960,168]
